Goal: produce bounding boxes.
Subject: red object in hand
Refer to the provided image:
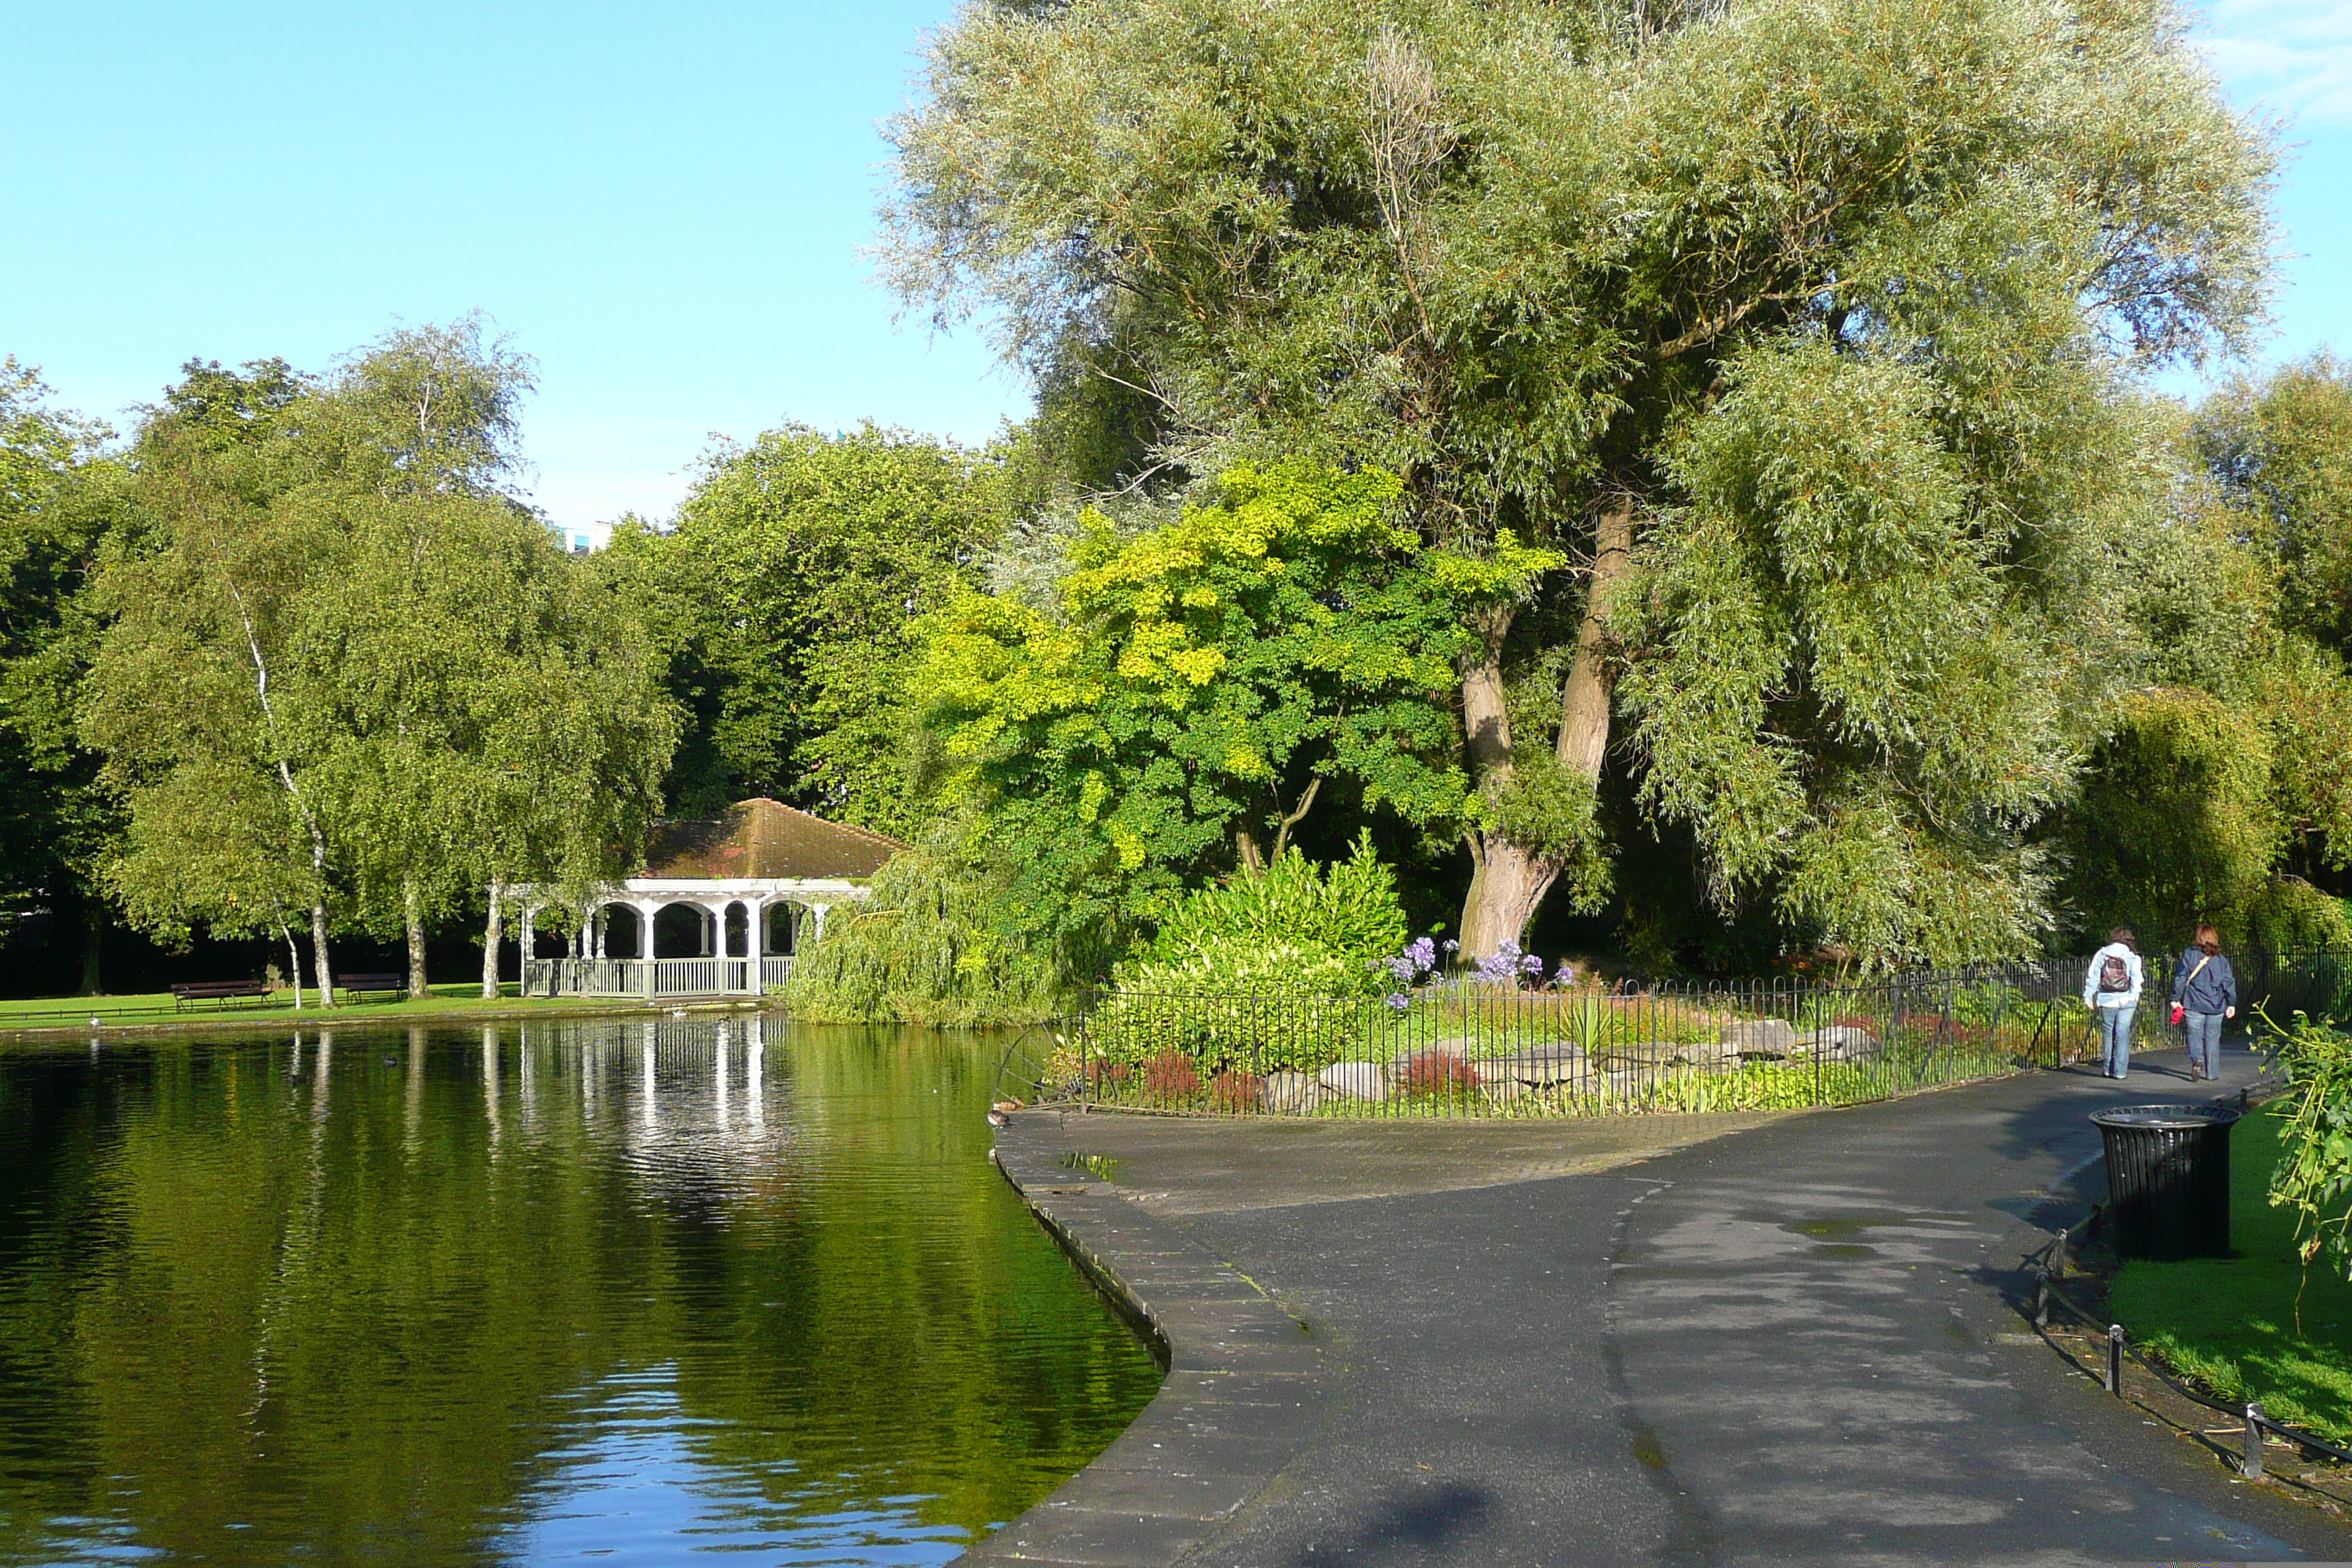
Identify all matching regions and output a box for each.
[2169,1003,2186,1025]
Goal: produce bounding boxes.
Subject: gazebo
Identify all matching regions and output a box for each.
[519,798,900,1000]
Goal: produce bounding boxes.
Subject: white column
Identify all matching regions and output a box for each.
[746,898,765,992]
[519,905,538,989]
[637,900,660,961]
[810,903,829,946]
[592,908,607,960]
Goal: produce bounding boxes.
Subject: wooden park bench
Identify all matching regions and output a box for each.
[338,973,407,1003]
[170,980,275,1012]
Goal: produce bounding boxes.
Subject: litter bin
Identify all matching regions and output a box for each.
[2091,1104,2242,1261]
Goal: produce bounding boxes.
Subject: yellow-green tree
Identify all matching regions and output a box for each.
[917,464,1504,965]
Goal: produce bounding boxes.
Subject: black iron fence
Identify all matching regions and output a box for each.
[1002,949,2352,1120]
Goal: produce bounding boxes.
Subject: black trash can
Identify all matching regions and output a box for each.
[2091,1104,2242,1261]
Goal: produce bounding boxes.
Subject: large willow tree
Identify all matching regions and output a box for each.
[881,0,2273,964]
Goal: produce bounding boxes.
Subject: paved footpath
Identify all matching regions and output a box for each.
[983,1045,2352,1567]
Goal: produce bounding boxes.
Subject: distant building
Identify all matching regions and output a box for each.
[514,799,902,998]
[548,519,616,555]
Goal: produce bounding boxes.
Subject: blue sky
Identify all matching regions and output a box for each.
[4,1,2346,532]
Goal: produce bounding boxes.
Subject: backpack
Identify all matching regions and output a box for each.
[2098,953,2130,993]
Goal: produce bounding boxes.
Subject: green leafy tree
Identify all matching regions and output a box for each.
[85,329,676,1001]
[881,0,2273,964]
[82,356,340,992]
[918,464,1477,962]
[0,360,118,991]
[2059,363,2352,953]
[2201,353,2352,657]
[603,423,1014,834]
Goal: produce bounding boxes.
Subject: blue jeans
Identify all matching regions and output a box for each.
[2097,1005,2137,1077]
[2185,1011,2224,1078]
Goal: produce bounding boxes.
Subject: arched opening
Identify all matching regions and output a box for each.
[765,902,798,956]
[723,901,750,958]
[652,902,711,960]
[600,904,645,960]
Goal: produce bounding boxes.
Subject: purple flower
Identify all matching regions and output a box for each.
[1385,992,1412,1011]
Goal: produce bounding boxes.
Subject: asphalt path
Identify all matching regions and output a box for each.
[1010,1044,2352,1567]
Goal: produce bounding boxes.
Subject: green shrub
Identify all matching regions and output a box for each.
[784,837,1063,1025]
[1125,833,1409,996]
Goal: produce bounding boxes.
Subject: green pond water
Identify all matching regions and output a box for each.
[0,1017,1161,1564]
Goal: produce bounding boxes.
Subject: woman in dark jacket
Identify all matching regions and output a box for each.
[2171,924,2237,1082]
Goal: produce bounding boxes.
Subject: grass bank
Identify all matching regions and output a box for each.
[2108,1109,2352,1444]
[0,983,756,1036]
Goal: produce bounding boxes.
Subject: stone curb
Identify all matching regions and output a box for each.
[963,1110,1330,1566]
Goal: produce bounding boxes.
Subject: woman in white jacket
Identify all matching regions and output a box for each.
[2081,926,2144,1079]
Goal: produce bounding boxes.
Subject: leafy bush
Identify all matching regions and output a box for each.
[784,834,1063,1025]
[1142,1049,1202,1099]
[2264,1010,2352,1282]
[1209,1069,1264,1112]
[1398,1050,1480,1096]
[1120,834,1409,998]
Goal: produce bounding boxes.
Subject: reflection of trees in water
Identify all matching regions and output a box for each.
[0,1019,1159,1566]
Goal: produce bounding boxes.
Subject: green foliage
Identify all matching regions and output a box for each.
[783,832,1063,1026]
[2073,396,2352,949]
[1621,342,2078,965]
[83,330,677,973]
[919,463,1469,954]
[2201,354,2352,659]
[0,358,117,926]
[603,423,1012,834]
[2062,689,2280,951]
[1124,835,1409,998]
[2266,1011,2352,1289]
[883,0,2274,960]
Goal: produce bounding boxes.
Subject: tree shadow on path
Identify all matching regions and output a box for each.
[1279,1480,1492,1565]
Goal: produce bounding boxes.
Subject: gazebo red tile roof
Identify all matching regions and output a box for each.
[640,799,902,881]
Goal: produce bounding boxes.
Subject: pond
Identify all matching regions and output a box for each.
[0,1017,1161,1565]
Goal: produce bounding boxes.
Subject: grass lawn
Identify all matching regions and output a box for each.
[2108,1109,2352,1444]
[0,982,689,1030]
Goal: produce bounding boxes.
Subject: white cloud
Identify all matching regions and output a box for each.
[2193,0,2352,126]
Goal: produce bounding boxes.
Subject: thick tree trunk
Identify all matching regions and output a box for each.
[1455,603,1568,960]
[1452,497,1638,962]
[310,901,337,1007]
[1459,836,1566,960]
[481,880,504,1000]
[1556,494,1635,779]
[403,879,429,1000]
